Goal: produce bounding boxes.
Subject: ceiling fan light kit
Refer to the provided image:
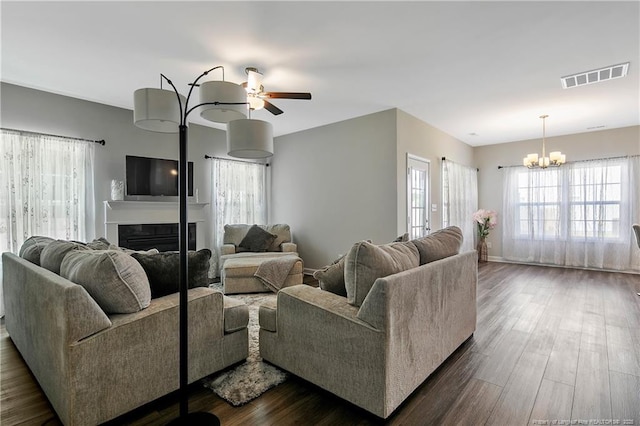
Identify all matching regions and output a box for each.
[241,66,312,115]
[523,115,566,169]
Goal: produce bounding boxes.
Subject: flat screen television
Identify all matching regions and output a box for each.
[125,155,193,197]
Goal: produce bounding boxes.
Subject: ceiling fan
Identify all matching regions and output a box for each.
[242,67,312,115]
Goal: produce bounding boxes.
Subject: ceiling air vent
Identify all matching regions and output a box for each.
[561,62,629,89]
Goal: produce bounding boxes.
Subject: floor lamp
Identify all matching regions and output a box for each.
[133,66,273,424]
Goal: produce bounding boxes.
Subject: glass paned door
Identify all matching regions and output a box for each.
[407,155,431,239]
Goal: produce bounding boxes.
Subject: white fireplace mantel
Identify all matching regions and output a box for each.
[103,201,209,249]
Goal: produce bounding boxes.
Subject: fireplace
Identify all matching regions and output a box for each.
[118,223,196,252]
[103,200,208,251]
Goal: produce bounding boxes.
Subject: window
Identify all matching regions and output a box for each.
[442,158,478,252]
[210,158,269,275]
[513,162,624,241]
[514,168,563,239]
[502,156,639,271]
[569,164,622,239]
[0,129,96,253]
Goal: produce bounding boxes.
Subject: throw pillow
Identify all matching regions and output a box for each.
[61,250,151,314]
[411,226,463,265]
[266,224,292,252]
[239,225,277,253]
[223,224,250,246]
[40,240,91,274]
[19,235,54,258]
[314,256,347,297]
[19,236,55,265]
[344,241,419,307]
[131,249,212,298]
[86,237,119,250]
[393,232,410,242]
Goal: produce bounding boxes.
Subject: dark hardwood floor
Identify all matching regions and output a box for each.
[2,262,639,425]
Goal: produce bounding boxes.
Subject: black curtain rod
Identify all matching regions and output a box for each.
[1,127,105,145]
[204,154,269,166]
[441,156,479,172]
[498,154,640,170]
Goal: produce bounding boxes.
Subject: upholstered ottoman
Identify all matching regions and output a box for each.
[221,256,304,294]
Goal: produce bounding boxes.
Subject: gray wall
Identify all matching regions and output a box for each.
[474,125,640,259]
[271,109,398,269]
[0,82,230,247]
[396,109,475,235]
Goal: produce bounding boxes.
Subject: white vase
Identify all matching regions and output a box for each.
[111,180,124,201]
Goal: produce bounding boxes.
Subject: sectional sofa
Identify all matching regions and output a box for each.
[2,237,249,426]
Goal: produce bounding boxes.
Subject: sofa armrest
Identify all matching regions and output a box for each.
[259,285,385,414]
[221,244,236,255]
[281,242,297,253]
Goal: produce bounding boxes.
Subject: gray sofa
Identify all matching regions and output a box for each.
[3,249,249,426]
[259,227,477,419]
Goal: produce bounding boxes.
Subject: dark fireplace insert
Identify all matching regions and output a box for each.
[118,223,196,252]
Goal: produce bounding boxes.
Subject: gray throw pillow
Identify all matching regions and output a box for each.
[393,232,410,242]
[19,235,54,258]
[344,241,419,307]
[131,249,212,298]
[239,225,277,252]
[60,250,151,314]
[19,236,56,265]
[411,226,463,265]
[314,256,347,297]
[266,224,292,252]
[86,237,119,250]
[40,240,91,274]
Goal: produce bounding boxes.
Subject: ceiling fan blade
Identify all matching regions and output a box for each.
[263,92,312,100]
[263,100,284,115]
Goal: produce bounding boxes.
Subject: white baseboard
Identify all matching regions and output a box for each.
[304,268,318,276]
[484,256,639,275]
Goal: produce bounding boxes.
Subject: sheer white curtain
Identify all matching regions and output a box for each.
[502,156,640,271]
[442,159,478,252]
[0,129,96,315]
[210,158,268,274]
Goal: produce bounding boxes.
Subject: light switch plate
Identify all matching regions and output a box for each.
[431,204,437,212]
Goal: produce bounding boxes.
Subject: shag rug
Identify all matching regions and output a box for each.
[201,283,288,406]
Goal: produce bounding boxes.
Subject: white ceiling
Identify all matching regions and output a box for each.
[2,1,638,146]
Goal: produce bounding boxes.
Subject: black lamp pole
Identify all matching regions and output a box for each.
[157,68,246,425]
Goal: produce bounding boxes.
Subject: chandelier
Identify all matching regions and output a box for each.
[523,115,566,169]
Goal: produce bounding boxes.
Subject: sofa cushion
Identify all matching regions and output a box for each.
[131,249,211,298]
[60,250,151,314]
[19,236,56,265]
[314,256,347,297]
[411,226,463,265]
[223,224,250,246]
[239,225,277,253]
[266,224,292,252]
[344,241,419,307]
[40,240,91,274]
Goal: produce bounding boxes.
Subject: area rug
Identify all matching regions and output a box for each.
[201,284,288,406]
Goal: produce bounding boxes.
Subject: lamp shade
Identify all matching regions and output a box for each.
[133,88,185,133]
[199,81,247,123]
[227,119,274,159]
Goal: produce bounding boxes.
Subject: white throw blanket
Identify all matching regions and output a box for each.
[254,256,301,292]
